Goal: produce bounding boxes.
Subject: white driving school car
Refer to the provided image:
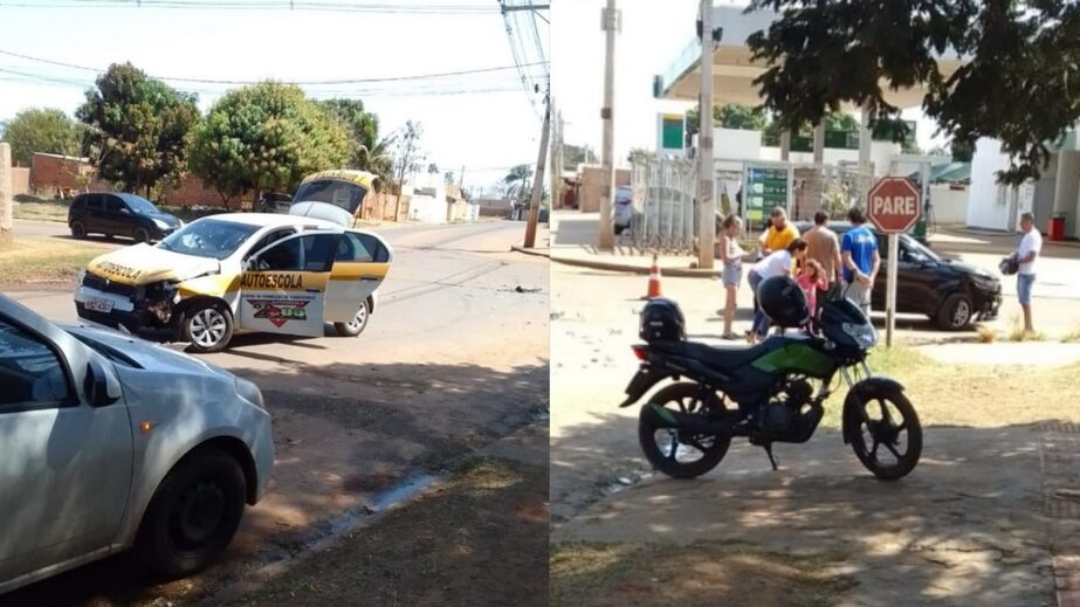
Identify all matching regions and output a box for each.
[73,203,393,353]
[0,293,274,594]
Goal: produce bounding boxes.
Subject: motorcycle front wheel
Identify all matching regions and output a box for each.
[638,382,732,479]
[847,387,923,481]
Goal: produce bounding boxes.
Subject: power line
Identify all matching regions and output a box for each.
[0,49,547,85]
[0,1,499,13]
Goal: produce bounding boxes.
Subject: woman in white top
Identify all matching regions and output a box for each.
[718,215,749,339]
[746,238,808,343]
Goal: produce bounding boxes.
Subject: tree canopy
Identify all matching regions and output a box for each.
[76,62,199,196]
[0,107,84,166]
[188,81,351,205]
[317,98,379,170]
[745,0,1080,183]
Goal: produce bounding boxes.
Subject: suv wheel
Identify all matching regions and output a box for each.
[936,292,973,331]
[134,227,151,244]
[71,221,87,239]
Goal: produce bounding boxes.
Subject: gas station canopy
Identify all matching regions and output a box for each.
[656,4,966,111]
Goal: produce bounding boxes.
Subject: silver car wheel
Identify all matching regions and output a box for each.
[953,300,971,327]
[347,303,368,332]
[190,308,228,348]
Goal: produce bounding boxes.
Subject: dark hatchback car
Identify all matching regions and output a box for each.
[794,221,1002,331]
[68,193,182,243]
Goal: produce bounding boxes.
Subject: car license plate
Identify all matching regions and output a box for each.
[85,298,114,313]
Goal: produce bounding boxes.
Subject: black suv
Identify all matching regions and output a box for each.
[795,221,1002,331]
[68,193,182,243]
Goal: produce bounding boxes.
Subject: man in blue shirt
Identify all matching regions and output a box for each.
[841,207,881,319]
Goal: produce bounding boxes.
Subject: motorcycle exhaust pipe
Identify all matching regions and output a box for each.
[642,404,736,437]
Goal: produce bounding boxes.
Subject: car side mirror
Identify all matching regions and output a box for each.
[120,208,131,215]
[85,359,121,407]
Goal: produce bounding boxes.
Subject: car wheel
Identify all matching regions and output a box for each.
[334,298,370,337]
[183,302,234,353]
[134,227,151,244]
[70,221,87,239]
[135,447,247,580]
[936,292,973,331]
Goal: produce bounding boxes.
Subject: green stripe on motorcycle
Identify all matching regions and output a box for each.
[648,403,677,425]
[751,342,835,376]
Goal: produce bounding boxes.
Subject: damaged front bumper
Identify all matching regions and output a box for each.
[74,271,181,339]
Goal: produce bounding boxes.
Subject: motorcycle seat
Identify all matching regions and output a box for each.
[682,340,772,370]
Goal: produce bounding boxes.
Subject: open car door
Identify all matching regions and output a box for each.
[324,230,394,323]
[239,229,344,337]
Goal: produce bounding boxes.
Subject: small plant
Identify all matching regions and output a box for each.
[1060,322,1080,343]
[975,325,998,343]
[1006,314,1045,342]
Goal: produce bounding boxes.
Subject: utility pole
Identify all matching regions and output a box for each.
[524,95,552,248]
[598,0,619,251]
[459,164,466,197]
[549,97,561,210]
[697,0,717,269]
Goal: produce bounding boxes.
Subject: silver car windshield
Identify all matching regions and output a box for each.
[157,219,261,260]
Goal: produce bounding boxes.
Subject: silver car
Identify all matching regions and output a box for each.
[614,185,633,235]
[0,294,274,595]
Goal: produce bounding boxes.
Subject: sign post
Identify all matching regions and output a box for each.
[866,176,922,348]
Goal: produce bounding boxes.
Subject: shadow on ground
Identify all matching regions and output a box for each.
[2,359,549,607]
[550,410,1071,607]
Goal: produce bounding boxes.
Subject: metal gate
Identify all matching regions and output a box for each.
[629,157,696,253]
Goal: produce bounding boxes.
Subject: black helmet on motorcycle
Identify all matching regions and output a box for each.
[639,298,686,342]
[757,275,810,328]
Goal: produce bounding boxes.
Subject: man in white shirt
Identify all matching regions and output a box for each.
[1015,212,1042,334]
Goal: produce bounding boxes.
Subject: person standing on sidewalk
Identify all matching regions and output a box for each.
[1015,212,1042,334]
[747,238,808,343]
[718,215,749,340]
[759,207,800,257]
[841,207,880,319]
[802,211,843,315]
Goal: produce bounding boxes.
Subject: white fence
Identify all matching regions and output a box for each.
[629,158,697,253]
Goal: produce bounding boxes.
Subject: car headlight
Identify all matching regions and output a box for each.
[76,269,86,285]
[235,377,266,410]
[842,322,878,348]
[152,218,170,230]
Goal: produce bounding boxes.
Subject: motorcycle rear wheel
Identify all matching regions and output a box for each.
[638,382,732,480]
[848,388,923,481]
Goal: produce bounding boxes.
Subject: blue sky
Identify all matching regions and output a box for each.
[0,0,549,193]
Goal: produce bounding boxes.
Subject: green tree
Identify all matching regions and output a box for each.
[745,0,1080,184]
[444,170,456,185]
[76,63,198,197]
[0,107,84,166]
[504,164,532,202]
[951,139,975,162]
[627,148,653,164]
[317,98,379,170]
[188,80,350,209]
[392,121,424,191]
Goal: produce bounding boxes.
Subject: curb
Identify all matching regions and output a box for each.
[546,253,719,278]
[510,245,551,258]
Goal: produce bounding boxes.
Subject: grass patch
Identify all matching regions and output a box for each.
[1004,314,1045,342]
[1060,322,1080,343]
[0,237,105,285]
[550,540,856,607]
[816,344,1080,429]
[975,325,998,343]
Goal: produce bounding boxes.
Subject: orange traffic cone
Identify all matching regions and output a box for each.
[644,253,662,299]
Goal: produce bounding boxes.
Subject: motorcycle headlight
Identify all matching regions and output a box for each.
[842,322,878,348]
[235,377,266,410]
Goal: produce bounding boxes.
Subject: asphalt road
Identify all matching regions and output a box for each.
[1,219,550,607]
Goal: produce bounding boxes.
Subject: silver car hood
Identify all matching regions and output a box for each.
[62,324,233,379]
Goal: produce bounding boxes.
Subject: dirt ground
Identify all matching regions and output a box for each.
[551,541,857,607]
[220,454,549,607]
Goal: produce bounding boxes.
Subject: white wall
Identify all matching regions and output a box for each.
[713,127,762,161]
[928,184,968,224]
[965,138,1012,230]
[759,141,901,175]
[408,195,448,224]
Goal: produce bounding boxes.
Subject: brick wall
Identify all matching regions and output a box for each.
[30,153,88,196]
[578,166,631,213]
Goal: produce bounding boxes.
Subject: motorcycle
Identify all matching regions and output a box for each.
[620,294,922,481]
